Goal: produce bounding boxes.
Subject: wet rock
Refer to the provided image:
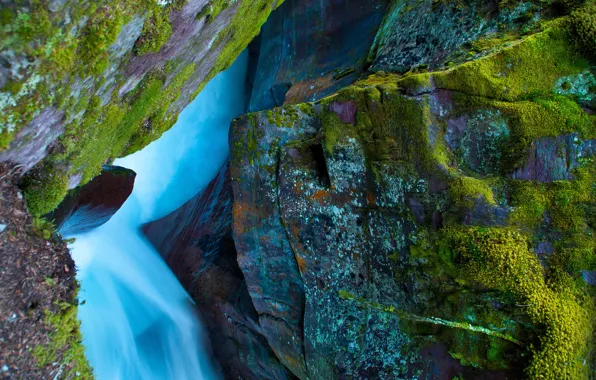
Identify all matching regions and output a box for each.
[0,108,64,173]
[581,271,596,286]
[229,90,528,377]
[369,0,545,73]
[142,163,293,380]
[46,166,135,237]
[229,32,596,371]
[247,0,388,111]
[510,134,596,182]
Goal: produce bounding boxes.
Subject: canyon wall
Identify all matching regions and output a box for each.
[145,0,596,378]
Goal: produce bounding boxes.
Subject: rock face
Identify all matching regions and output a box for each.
[229,16,596,377]
[147,3,595,379]
[247,0,388,111]
[510,133,596,182]
[1,0,284,216]
[368,0,551,73]
[143,163,294,380]
[47,166,136,237]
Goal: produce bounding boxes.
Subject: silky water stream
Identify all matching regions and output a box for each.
[69,52,249,380]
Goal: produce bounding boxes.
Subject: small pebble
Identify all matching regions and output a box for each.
[0,223,6,233]
[17,192,23,199]
[2,365,8,372]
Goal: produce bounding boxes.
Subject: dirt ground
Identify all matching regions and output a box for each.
[0,163,80,379]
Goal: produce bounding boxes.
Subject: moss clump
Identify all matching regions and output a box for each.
[507,181,550,229]
[449,176,496,208]
[0,130,11,150]
[31,217,56,240]
[433,23,591,101]
[448,227,594,379]
[446,92,595,173]
[33,295,92,379]
[134,2,173,55]
[570,0,596,59]
[196,0,231,22]
[397,72,433,95]
[21,166,69,217]
[77,5,125,76]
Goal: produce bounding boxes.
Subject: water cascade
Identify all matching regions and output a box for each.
[69,52,249,380]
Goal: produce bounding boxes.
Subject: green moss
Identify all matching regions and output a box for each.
[570,0,596,60]
[77,5,124,76]
[397,72,433,95]
[447,227,594,379]
[123,63,196,154]
[3,79,24,94]
[21,166,69,216]
[449,176,496,208]
[33,290,93,379]
[447,92,595,173]
[0,8,14,26]
[0,130,12,150]
[196,0,232,22]
[433,22,591,101]
[134,3,173,55]
[31,217,55,240]
[507,181,549,229]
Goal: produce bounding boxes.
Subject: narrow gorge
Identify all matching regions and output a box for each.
[0,0,595,379]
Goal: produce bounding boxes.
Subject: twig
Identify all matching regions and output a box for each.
[0,164,25,181]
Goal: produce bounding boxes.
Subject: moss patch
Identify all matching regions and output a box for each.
[447,227,594,379]
[433,22,591,101]
[570,0,596,60]
[33,291,92,379]
[4,0,282,216]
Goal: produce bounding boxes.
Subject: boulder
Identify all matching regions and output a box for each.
[47,166,135,237]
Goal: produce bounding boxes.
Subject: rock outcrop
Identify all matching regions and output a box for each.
[0,0,284,216]
[143,163,294,379]
[229,16,596,377]
[247,0,388,111]
[148,4,596,378]
[46,166,136,237]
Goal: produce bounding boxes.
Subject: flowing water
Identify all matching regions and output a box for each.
[69,51,249,380]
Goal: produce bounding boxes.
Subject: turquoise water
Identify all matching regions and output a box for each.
[70,51,249,379]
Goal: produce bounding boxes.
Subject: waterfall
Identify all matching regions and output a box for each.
[69,51,249,380]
